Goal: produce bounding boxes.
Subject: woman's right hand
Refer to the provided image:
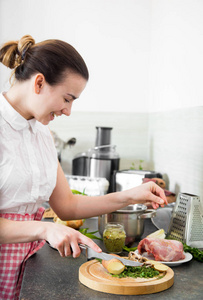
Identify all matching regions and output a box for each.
[43,222,102,258]
[124,181,168,209]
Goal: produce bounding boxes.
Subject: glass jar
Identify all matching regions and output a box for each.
[103,222,126,254]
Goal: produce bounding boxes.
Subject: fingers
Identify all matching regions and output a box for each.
[57,243,77,258]
[52,225,102,258]
[56,237,80,258]
[59,240,101,258]
[148,182,168,206]
[138,182,168,209]
[157,188,168,206]
[56,236,72,257]
[79,235,102,253]
[150,193,165,205]
[151,202,159,209]
[68,242,81,258]
[69,237,102,258]
[64,244,73,257]
[57,240,80,258]
[57,242,66,257]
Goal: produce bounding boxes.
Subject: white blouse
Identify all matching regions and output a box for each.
[0,92,58,214]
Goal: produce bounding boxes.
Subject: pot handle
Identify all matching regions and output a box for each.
[138,209,156,219]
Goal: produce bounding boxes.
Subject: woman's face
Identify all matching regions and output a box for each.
[32,72,87,125]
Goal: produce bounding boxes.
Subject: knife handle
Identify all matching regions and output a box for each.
[78,243,88,256]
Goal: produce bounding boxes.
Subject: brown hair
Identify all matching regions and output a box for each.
[0,35,89,85]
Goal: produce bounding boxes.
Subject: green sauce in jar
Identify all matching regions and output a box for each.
[103,223,126,254]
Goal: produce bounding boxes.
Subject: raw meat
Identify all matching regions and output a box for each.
[138,238,185,262]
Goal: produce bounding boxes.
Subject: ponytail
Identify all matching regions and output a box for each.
[0,35,89,85]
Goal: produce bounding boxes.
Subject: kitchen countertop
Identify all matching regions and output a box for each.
[20,217,203,300]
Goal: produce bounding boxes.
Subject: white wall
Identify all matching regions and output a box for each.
[148,107,203,199]
[149,0,203,112]
[0,0,150,112]
[147,1,203,200]
[1,0,202,113]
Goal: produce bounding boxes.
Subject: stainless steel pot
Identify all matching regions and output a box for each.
[98,204,156,246]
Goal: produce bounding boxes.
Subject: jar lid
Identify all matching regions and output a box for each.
[105,222,124,228]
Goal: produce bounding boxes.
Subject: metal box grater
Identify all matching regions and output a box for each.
[167,193,203,248]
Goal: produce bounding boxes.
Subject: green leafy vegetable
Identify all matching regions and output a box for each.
[71,189,87,195]
[130,160,144,170]
[183,243,203,262]
[79,228,103,241]
[111,265,159,279]
[123,245,138,253]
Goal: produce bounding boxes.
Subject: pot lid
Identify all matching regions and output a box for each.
[115,204,147,214]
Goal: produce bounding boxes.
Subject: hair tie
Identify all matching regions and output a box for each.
[21,42,32,61]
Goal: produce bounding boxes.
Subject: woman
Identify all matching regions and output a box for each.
[0,35,167,299]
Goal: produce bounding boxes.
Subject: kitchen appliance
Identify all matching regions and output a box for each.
[98,204,156,246]
[167,193,203,248]
[72,152,88,176]
[112,169,162,192]
[72,127,120,192]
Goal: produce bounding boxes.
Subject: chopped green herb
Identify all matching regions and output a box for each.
[111,266,160,279]
[157,275,165,280]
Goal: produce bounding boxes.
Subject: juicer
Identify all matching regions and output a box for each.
[72,127,120,192]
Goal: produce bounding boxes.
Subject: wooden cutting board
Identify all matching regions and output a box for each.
[79,260,174,295]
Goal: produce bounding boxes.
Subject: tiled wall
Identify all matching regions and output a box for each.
[148,106,203,200]
[49,106,203,200]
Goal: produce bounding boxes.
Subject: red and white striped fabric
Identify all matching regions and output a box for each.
[0,207,46,300]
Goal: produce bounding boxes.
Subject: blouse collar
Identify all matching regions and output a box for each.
[1,92,38,133]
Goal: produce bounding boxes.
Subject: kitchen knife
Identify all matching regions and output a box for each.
[79,244,143,267]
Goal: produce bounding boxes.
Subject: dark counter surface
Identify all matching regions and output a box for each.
[20,217,203,300]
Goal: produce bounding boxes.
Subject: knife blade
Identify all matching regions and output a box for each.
[79,244,143,267]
